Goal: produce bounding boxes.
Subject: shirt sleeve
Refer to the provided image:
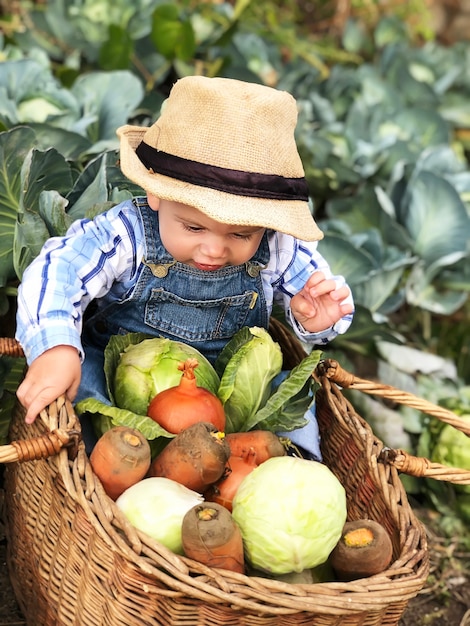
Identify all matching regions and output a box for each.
[15,200,144,364]
[266,232,354,346]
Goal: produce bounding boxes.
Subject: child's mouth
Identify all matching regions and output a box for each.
[194,263,223,271]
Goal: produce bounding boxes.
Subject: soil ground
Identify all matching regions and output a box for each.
[0,487,468,626]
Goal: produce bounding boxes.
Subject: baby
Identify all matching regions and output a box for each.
[15,75,354,456]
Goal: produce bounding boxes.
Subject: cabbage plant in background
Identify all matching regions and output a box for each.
[417,391,470,533]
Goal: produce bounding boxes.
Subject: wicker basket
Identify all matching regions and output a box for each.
[1,324,470,626]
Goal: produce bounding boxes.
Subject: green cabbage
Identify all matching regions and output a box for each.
[432,416,470,483]
[215,326,283,432]
[76,332,220,441]
[116,477,203,554]
[113,336,220,415]
[232,456,347,574]
[75,328,321,443]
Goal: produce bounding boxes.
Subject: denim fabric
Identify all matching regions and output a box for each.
[77,197,270,404]
[76,198,322,460]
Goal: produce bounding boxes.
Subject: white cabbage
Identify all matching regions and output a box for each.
[232,456,347,574]
[116,477,203,553]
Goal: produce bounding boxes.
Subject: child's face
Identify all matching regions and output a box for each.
[148,195,266,269]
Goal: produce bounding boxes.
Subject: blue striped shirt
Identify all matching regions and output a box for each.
[16,199,354,364]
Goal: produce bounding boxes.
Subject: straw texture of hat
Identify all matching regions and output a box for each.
[117,76,323,241]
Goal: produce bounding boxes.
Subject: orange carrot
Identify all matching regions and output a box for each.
[89,426,151,500]
[182,502,245,574]
[148,421,230,493]
[204,448,258,512]
[225,431,287,465]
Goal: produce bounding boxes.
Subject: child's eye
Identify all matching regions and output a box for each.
[183,224,204,233]
[233,233,253,241]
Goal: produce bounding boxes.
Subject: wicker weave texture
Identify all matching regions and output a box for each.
[4,375,429,626]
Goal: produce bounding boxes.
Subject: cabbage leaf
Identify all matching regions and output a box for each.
[216,327,321,434]
[246,349,322,432]
[216,327,283,433]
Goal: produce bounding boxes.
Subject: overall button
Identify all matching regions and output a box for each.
[246,262,261,277]
[145,261,176,278]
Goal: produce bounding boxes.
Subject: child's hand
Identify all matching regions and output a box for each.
[290,271,354,334]
[16,345,81,424]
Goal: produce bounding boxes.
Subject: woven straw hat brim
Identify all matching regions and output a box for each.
[117,125,324,242]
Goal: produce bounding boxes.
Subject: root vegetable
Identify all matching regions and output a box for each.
[147,358,226,433]
[90,426,151,500]
[182,503,245,574]
[204,449,258,512]
[225,431,286,464]
[329,519,394,581]
[148,421,230,492]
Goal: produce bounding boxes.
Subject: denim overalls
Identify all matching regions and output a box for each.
[77,198,322,461]
[77,197,270,405]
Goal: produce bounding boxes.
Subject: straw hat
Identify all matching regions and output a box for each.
[117,76,323,241]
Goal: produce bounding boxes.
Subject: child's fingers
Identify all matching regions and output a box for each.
[306,278,339,298]
[329,285,352,302]
[22,389,54,424]
[339,302,355,317]
[305,271,326,287]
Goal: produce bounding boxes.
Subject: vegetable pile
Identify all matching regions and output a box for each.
[79,327,395,580]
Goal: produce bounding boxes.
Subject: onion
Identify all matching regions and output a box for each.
[147,358,226,433]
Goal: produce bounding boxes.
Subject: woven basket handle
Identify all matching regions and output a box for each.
[0,337,25,358]
[0,427,80,464]
[316,358,470,484]
[0,338,82,463]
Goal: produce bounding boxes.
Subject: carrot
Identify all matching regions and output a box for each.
[181,502,245,574]
[204,448,258,512]
[89,426,151,500]
[147,358,225,433]
[148,421,230,493]
[329,519,394,581]
[225,431,287,465]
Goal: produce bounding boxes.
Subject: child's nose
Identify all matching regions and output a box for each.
[200,236,225,259]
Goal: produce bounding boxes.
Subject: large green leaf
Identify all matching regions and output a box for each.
[151,5,196,61]
[245,350,323,432]
[25,124,92,161]
[99,24,133,71]
[405,253,469,314]
[326,188,413,250]
[317,234,378,285]
[13,145,73,279]
[75,396,171,442]
[37,191,74,238]
[66,153,111,221]
[0,127,37,285]
[0,127,63,286]
[400,170,470,265]
[21,146,73,213]
[70,70,144,147]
